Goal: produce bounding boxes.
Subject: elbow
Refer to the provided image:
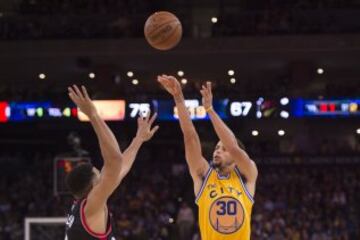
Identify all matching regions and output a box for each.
[104,154,123,169]
[103,150,123,162]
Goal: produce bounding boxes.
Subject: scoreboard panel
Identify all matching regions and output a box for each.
[292,99,360,117]
[1,98,359,123]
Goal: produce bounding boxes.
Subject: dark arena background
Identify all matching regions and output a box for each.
[1,0,360,239]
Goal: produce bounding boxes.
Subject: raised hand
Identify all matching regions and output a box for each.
[68,85,98,118]
[136,112,159,142]
[157,74,183,97]
[200,81,213,111]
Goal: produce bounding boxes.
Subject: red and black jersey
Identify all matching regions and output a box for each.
[65,199,116,240]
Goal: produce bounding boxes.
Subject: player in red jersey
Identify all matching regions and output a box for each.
[65,85,158,240]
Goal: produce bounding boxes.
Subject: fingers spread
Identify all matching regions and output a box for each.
[68,87,79,102]
[73,85,84,99]
[150,125,159,136]
[149,112,157,126]
[145,111,150,122]
[81,85,90,99]
[68,86,76,96]
[207,81,211,89]
[68,92,78,104]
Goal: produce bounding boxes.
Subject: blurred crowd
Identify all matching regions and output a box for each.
[0,0,360,39]
[252,165,360,239]
[213,0,360,36]
[17,0,162,15]
[0,142,359,239]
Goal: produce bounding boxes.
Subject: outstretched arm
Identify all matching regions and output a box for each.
[119,113,159,179]
[200,82,258,195]
[158,75,209,195]
[68,85,124,215]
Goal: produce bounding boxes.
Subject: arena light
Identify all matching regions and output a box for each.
[132,79,139,85]
[114,75,121,84]
[256,111,262,119]
[280,111,289,119]
[317,68,324,75]
[38,73,46,79]
[177,70,184,77]
[211,17,218,23]
[181,78,187,85]
[127,71,134,77]
[169,218,174,224]
[227,70,235,76]
[230,78,236,84]
[251,130,259,136]
[88,72,95,79]
[278,129,285,136]
[280,97,289,105]
[357,128,360,135]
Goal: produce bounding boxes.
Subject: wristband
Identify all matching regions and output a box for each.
[205,106,213,113]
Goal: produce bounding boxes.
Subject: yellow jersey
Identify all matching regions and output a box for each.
[196,166,254,240]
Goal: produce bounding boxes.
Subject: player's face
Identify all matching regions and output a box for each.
[212,141,234,169]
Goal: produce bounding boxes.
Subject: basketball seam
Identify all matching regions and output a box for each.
[145,19,181,40]
[150,23,182,49]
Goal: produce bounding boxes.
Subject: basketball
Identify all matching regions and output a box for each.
[144,11,182,50]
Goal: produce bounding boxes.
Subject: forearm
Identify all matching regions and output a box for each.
[174,94,206,175]
[120,136,144,175]
[207,109,238,149]
[174,94,198,138]
[89,113,123,165]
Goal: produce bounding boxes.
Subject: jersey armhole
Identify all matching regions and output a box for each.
[195,167,213,204]
[80,199,112,238]
[234,167,255,204]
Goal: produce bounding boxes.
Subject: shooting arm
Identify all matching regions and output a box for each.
[207,108,258,183]
[174,94,209,178]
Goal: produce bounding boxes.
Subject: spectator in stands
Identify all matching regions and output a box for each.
[176,202,195,240]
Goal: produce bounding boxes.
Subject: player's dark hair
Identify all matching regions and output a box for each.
[66,163,95,199]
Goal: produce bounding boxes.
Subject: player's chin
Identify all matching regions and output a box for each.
[212,162,221,168]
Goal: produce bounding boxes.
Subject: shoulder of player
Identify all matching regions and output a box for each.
[234,159,258,181]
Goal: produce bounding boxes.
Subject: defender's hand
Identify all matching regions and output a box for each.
[136,113,159,142]
[68,85,98,118]
[200,81,213,111]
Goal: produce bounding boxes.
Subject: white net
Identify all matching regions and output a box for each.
[24,217,66,240]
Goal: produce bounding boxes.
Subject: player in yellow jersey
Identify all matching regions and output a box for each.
[158,75,258,240]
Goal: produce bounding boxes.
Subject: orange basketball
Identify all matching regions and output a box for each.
[144,11,182,50]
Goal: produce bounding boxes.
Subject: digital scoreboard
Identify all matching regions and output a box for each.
[6,101,77,122]
[0,97,358,123]
[292,99,360,117]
